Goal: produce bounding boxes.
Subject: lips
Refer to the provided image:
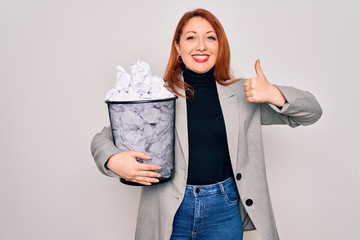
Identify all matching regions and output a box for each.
[192,54,209,63]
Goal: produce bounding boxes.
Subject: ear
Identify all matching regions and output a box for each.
[174,42,181,55]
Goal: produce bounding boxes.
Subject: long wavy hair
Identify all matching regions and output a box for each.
[163,8,234,97]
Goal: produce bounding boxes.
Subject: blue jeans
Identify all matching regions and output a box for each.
[171,177,243,240]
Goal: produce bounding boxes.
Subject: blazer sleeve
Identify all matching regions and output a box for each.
[90,126,121,177]
[260,85,322,127]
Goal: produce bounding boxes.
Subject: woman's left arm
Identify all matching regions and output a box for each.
[260,86,322,127]
[244,59,322,127]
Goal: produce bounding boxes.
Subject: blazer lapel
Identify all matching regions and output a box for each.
[175,87,189,166]
[217,83,239,171]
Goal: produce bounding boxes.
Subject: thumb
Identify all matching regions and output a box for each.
[254,59,264,77]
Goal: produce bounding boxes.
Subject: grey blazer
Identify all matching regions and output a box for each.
[91,79,322,240]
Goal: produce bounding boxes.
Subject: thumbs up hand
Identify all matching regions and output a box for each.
[244,59,286,107]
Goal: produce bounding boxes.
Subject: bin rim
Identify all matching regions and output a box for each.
[105,95,178,104]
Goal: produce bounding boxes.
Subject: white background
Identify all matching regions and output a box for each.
[1,0,359,239]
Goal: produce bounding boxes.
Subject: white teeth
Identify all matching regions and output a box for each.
[193,55,208,60]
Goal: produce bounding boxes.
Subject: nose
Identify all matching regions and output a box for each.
[196,38,206,51]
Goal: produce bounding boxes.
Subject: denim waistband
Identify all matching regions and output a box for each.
[185,177,236,197]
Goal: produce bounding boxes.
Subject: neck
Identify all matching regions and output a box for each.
[183,67,215,85]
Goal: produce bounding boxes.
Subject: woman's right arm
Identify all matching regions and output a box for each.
[91,127,120,177]
[90,127,162,185]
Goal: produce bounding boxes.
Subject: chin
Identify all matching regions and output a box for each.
[191,66,211,74]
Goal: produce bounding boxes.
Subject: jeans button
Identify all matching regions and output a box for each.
[195,188,200,193]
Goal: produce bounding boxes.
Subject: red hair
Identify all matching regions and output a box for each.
[164,8,234,97]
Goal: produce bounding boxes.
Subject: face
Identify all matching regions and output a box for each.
[175,17,219,74]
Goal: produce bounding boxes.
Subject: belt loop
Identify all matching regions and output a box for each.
[218,181,225,194]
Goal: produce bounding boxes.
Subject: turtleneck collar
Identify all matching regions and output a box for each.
[183,67,216,86]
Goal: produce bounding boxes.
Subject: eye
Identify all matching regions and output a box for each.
[186,36,195,41]
[207,35,217,41]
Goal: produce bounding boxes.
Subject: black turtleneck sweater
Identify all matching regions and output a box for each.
[183,67,233,185]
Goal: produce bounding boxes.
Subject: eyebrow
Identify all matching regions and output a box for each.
[184,30,216,34]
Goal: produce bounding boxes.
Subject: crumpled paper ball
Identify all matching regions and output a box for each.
[105,60,174,101]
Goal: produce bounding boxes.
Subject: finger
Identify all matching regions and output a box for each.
[244,80,253,92]
[247,96,256,103]
[133,179,152,186]
[127,175,159,186]
[134,176,160,185]
[243,79,250,87]
[138,170,161,178]
[130,151,151,160]
[245,79,256,93]
[254,59,264,78]
[137,162,162,171]
[139,176,160,183]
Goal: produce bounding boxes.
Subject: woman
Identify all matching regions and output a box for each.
[91,8,322,240]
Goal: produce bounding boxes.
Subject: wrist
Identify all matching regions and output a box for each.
[105,154,117,171]
[269,85,286,107]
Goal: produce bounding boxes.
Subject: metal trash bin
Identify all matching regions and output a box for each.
[106,96,177,185]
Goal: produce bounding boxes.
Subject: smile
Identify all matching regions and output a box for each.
[192,55,209,63]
